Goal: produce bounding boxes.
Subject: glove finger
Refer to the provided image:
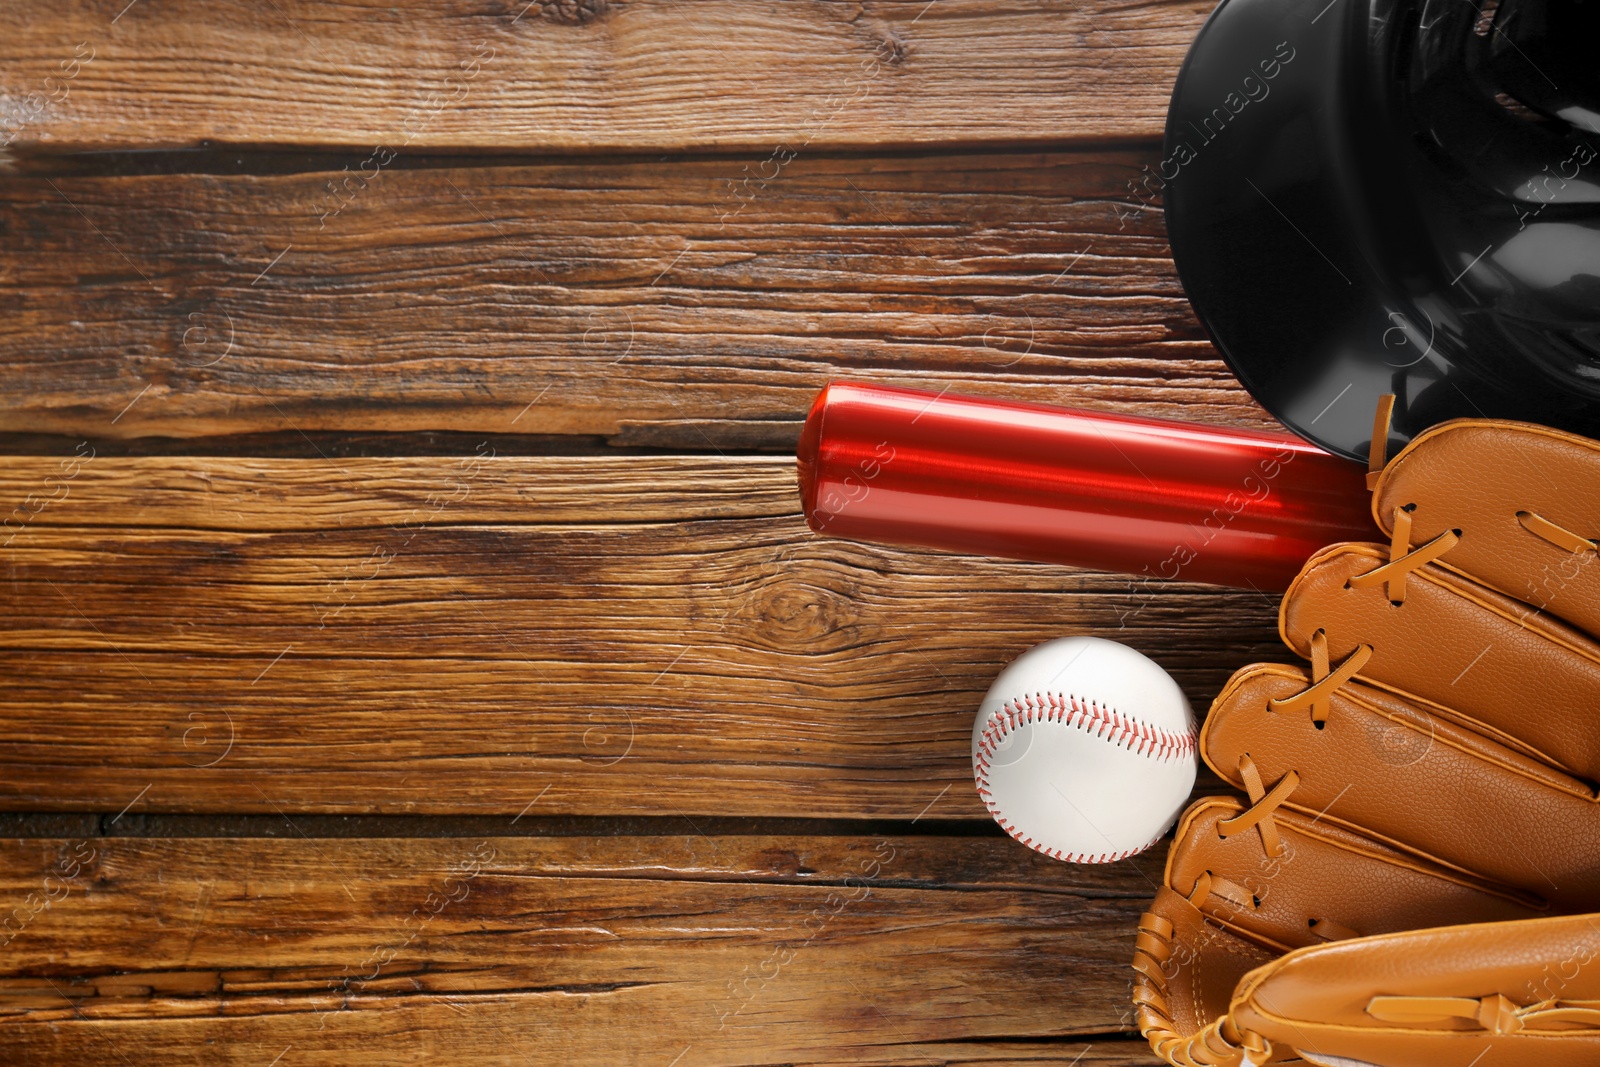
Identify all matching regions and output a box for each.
[1160,795,1540,955]
[1232,914,1600,1067]
[1374,419,1600,638]
[1135,788,1543,1067]
[1205,662,1600,911]
[1282,543,1600,782]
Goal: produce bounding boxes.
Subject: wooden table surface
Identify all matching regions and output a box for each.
[0,2,1283,1063]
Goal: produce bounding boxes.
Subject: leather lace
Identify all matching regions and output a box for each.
[1269,629,1371,726]
[1353,477,1595,612]
[1186,869,1253,911]
[1132,401,1600,1067]
[1368,992,1600,1034]
[1134,908,1275,1067]
[1216,754,1298,858]
[1347,506,1459,604]
[1363,395,1596,605]
[1518,508,1598,555]
[1365,392,1395,490]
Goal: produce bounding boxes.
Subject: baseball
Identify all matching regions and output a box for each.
[972,636,1197,863]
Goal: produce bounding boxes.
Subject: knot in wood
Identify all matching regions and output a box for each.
[541,0,609,25]
[755,847,812,878]
[736,577,847,651]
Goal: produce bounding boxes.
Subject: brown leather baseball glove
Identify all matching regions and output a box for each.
[1132,404,1600,1067]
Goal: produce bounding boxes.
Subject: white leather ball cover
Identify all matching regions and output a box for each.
[972,636,1197,862]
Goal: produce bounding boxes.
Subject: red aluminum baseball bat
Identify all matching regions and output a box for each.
[796,382,1374,591]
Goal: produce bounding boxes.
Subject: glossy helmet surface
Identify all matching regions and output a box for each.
[1163,0,1600,460]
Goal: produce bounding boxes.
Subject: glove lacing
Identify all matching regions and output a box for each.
[1267,629,1368,728]
[1216,754,1297,858]
[1366,991,1600,1034]
[1137,399,1600,1066]
[1274,394,1597,732]
[1362,393,1596,604]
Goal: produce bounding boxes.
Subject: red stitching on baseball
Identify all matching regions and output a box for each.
[972,691,1195,863]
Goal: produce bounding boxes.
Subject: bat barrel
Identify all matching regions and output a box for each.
[796,381,1373,591]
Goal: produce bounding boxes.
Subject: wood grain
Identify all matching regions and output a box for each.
[0,0,1207,154]
[3,1028,1163,1067]
[0,151,1263,443]
[0,454,1281,816]
[0,834,1163,1064]
[0,4,1260,1062]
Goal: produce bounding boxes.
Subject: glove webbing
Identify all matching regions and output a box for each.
[1136,403,1600,1067]
[1131,908,1275,1067]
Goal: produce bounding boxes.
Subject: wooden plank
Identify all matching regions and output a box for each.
[3,1028,1162,1067]
[0,835,1162,1064]
[0,1029,1163,1067]
[0,150,1262,442]
[0,0,1207,155]
[0,454,1281,816]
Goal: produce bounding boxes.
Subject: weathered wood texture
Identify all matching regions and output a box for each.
[0,151,1263,443]
[0,454,1280,816]
[0,0,1207,154]
[0,834,1164,1064]
[0,3,1261,1063]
